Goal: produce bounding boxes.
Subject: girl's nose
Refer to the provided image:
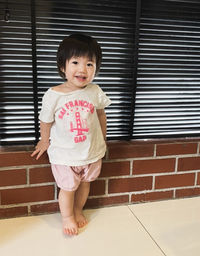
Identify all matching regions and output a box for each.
[78,64,87,72]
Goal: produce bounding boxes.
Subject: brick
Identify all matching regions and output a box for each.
[156,143,197,156]
[1,185,55,205]
[0,151,49,168]
[100,161,130,177]
[108,144,154,159]
[29,167,54,184]
[155,173,195,189]
[197,172,200,185]
[131,191,173,203]
[31,202,59,214]
[133,158,175,175]
[176,188,200,198]
[0,169,26,186]
[178,157,200,172]
[108,176,152,193]
[86,195,129,208]
[90,180,105,196]
[0,206,28,219]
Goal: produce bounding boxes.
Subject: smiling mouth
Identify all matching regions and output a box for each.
[75,76,87,81]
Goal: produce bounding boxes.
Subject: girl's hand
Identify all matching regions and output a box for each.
[31,140,50,160]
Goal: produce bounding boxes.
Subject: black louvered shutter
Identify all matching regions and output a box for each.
[133,0,200,138]
[1,0,200,146]
[0,0,35,144]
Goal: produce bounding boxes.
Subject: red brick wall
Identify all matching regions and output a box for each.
[0,138,200,218]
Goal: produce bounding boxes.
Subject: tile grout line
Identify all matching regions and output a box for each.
[127,205,167,256]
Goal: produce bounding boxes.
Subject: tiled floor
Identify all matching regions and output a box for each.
[1,197,200,256]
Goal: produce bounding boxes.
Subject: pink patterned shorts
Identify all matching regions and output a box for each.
[51,159,102,191]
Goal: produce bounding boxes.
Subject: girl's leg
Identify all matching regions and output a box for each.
[74,182,90,228]
[58,189,78,236]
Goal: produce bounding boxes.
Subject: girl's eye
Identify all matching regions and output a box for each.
[87,63,93,67]
[72,61,78,64]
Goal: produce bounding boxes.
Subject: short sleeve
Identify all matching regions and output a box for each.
[96,85,112,109]
[39,89,56,123]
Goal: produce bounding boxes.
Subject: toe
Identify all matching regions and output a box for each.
[74,228,78,235]
[69,229,73,236]
[66,228,70,235]
[63,228,68,235]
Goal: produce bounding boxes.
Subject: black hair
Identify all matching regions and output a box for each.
[57,34,102,79]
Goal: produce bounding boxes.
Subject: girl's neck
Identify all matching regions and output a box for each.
[64,81,87,92]
[52,82,88,94]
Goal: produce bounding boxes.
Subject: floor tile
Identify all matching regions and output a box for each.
[0,205,164,256]
[129,197,200,256]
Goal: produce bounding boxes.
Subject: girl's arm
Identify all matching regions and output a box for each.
[31,121,53,160]
[96,109,107,140]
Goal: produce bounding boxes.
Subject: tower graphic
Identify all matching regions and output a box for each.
[70,112,89,136]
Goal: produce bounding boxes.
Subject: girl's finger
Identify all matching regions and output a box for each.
[31,148,41,158]
[36,150,44,160]
[31,150,38,157]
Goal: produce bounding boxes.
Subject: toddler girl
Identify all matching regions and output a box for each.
[31,34,111,236]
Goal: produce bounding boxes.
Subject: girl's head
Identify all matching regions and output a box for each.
[57,34,102,80]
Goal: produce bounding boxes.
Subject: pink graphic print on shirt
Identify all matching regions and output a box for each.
[58,99,94,143]
[70,112,89,143]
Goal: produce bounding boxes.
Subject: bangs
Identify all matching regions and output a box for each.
[67,40,96,61]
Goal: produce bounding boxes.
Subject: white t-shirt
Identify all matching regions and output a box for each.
[39,83,111,166]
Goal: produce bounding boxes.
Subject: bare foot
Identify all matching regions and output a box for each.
[75,210,88,228]
[62,215,78,236]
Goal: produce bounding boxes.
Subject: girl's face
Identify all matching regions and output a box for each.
[63,55,96,90]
